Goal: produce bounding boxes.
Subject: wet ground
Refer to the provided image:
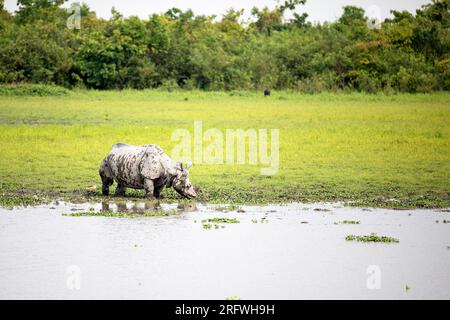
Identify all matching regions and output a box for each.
[0,201,449,299]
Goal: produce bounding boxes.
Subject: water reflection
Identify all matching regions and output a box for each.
[100,201,198,214]
[177,202,198,212]
[101,201,162,213]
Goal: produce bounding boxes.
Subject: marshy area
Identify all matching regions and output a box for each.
[0,90,449,299]
[0,200,448,299]
[1,90,449,208]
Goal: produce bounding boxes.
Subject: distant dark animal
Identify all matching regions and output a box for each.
[99,143,197,199]
[264,88,271,96]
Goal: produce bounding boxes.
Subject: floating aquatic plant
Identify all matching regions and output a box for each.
[207,218,240,224]
[63,210,178,218]
[334,220,360,225]
[214,205,241,212]
[345,233,399,243]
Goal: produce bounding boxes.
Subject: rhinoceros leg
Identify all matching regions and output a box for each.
[115,183,127,197]
[153,185,164,199]
[144,179,155,199]
[100,172,114,196]
[99,159,114,196]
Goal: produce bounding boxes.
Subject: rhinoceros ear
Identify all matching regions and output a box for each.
[185,160,192,170]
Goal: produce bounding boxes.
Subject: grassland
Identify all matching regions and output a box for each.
[0,89,449,208]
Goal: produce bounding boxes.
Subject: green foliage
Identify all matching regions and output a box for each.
[0,20,74,85]
[0,0,449,92]
[15,0,68,25]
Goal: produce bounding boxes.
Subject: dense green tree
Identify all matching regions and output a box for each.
[0,0,12,30]
[0,0,448,93]
[15,0,67,24]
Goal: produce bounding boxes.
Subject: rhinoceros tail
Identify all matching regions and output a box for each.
[112,142,129,149]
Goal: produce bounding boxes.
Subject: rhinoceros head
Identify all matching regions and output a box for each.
[172,161,197,199]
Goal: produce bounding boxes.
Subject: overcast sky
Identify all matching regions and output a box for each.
[4,0,431,23]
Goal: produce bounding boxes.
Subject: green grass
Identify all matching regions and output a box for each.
[345,233,400,243]
[0,89,449,207]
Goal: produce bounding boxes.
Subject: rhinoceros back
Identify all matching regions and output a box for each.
[112,142,130,149]
[104,144,149,187]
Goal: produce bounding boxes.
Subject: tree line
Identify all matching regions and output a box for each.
[0,0,449,93]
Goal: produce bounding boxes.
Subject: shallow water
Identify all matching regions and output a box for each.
[0,201,449,299]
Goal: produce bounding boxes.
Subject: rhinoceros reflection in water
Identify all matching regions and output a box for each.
[101,201,162,213]
[177,202,198,212]
[99,143,197,199]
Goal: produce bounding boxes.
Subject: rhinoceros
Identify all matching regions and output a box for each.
[99,143,197,199]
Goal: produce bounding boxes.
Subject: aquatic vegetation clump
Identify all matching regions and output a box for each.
[63,210,178,218]
[207,218,240,224]
[214,205,241,212]
[345,233,399,243]
[0,194,47,208]
[334,220,360,225]
[201,217,239,230]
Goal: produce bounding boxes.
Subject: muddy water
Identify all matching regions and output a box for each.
[0,201,449,299]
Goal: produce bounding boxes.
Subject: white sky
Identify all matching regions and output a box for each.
[4,0,431,23]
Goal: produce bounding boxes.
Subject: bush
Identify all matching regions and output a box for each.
[296,72,340,93]
[158,79,180,92]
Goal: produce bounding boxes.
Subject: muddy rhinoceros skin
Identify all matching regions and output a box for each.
[99,143,196,199]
